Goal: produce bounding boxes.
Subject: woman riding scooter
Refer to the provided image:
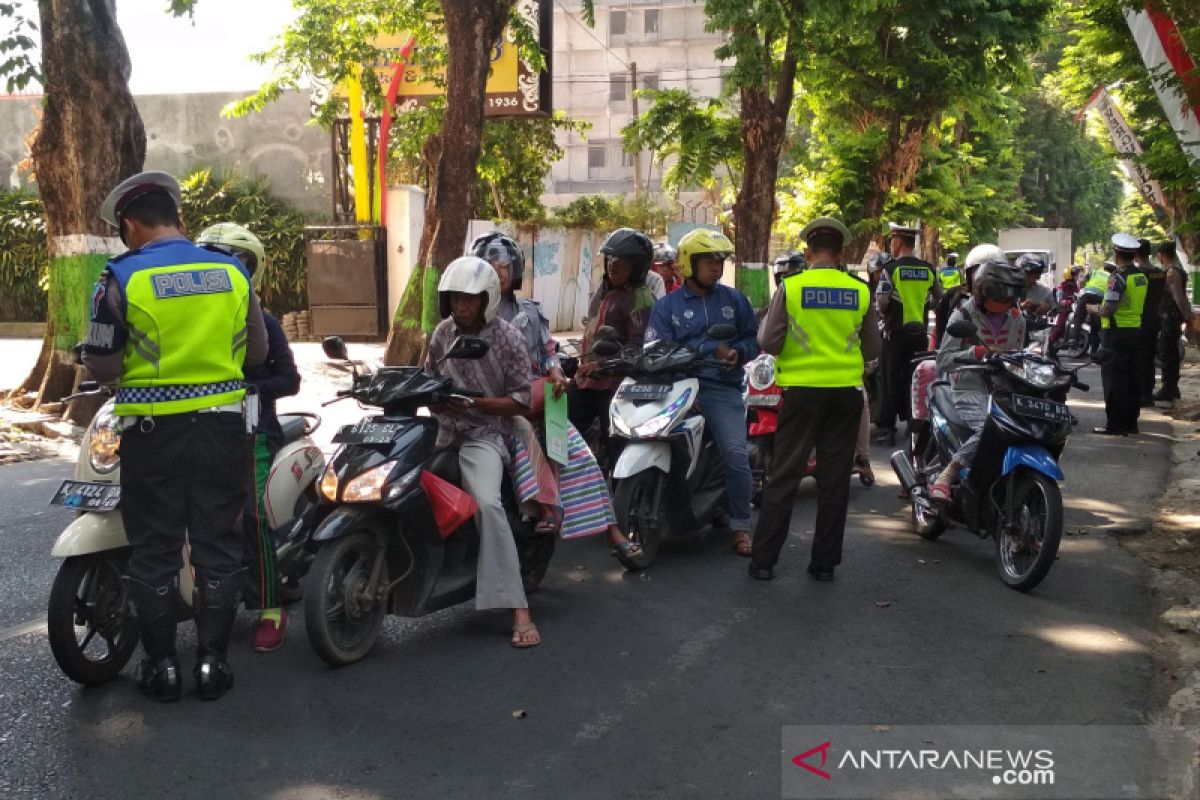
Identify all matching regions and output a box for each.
[469,232,641,559]
[929,260,1027,502]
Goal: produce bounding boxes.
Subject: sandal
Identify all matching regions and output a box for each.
[533,508,563,537]
[511,622,541,648]
[732,531,753,557]
[928,482,952,503]
[610,539,643,559]
[855,457,876,487]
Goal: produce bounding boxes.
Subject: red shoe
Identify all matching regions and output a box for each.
[253,609,287,652]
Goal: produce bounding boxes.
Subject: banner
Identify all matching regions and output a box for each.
[1124,4,1200,166]
[1078,86,1170,213]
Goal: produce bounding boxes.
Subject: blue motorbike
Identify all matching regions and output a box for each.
[891,320,1087,591]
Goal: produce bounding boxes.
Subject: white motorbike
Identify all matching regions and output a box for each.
[593,325,738,570]
[46,389,325,685]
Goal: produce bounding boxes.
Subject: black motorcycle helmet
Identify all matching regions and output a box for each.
[772,251,806,287]
[469,231,526,291]
[1014,252,1048,276]
[972,260,1025,305]
[945,252,959,267]
[599,228,654,284]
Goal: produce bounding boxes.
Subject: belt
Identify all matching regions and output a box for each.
[198,401,244,414]
[115,379,243,406]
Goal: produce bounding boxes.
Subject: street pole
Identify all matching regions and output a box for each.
[630,61,642,197]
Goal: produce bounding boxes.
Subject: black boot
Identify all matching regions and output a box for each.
[124,576,182,703]
[193,570,244,701]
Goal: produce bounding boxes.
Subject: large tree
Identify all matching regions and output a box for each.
[383,0,516,364]
[3,0,151,419]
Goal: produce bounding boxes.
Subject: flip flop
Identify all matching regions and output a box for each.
[511,622,541,648]
[610,539,642,559]
[855,458,876,487]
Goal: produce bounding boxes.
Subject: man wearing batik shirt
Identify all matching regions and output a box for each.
[425,257,542,648]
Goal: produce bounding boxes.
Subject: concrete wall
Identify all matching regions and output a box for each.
[0,90,331,217]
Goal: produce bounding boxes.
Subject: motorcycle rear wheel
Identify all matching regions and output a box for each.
[48,551,138,685]
[613,471,665,571]
[908,436,945,540]
[994,471,1062,591]
[304,532,386,667]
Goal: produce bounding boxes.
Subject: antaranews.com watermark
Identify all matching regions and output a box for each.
[781,725,1198,799]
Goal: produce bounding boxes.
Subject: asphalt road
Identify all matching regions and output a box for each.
[0,367,1177,799]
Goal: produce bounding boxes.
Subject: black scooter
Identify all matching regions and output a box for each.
[891,319,1088,591]
[304,336,556,666]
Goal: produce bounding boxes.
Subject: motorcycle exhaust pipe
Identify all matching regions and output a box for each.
[890,451,918,495]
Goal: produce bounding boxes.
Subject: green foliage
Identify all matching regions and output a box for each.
[1058,0,1199,240]
[622,89,742,194]
[388,104,589,224]
[179,169,311,314]
[0,189,49,320]
[0,2,40,93]
[546,195,670,236]
[1014,91,1122,246]
[1113,189,1168,242]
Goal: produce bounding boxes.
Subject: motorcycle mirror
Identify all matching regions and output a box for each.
[595,325,621,342]
[706,323,738,342]
[444,336,490,361]
[591,339,621,357]
[322,336,349,361]
[946,320,978,340]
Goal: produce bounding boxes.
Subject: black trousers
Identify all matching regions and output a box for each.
[1159,316,1184,396]
[751,387,863,571]
[876,328,926,430]
[1137,320,1161,400]
[1100,328,1142,433]
[566,385,615,437]
[120,412,250,587]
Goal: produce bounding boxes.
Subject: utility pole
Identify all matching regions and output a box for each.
[630,61,642,197]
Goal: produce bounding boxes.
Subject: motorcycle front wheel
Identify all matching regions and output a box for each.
[995,471,1063,591]
[48,551,139,685]
[613,471,665,571]
[908,435,945,540]
[304,532,386,667]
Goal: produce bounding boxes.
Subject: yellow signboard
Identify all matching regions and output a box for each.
[368,33,520,98]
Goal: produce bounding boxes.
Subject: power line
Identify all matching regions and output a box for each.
[553,0,630,70]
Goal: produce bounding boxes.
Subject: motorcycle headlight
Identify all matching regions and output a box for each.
[343,460,399,503]
[747,356,776,391]
[633,414,674,438]
[1007,361,1056,389]
[319,462,339,502]
[87,408,121,474]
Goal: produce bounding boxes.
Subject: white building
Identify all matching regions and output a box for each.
[545,0,728,207]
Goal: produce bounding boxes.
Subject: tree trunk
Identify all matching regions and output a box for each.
[845,114,932,264]
[19,0,145,416]
[731,21,800,311]
[383,0,515,365]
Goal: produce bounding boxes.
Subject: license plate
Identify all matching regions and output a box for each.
[747,394,781,407]
[1013,394,1071,423]
[50,480,121,512]
[333,421,406,445]
[619,383,670,402]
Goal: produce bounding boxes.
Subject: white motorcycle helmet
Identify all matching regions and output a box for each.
[195,222,267,289]
[438,256,502,324]
[963,243,1005,273]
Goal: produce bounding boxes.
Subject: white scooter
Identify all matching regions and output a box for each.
[593,325,738,570]
[46,388,325,685]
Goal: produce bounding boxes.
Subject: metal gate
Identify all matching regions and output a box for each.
[306,225,388,339]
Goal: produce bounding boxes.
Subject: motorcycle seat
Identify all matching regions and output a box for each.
[931,382,975,435]
[278,415,309,445]
[425,449,461,484]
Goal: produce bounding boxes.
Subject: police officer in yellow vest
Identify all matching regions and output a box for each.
[939,253,963,289]
[81,171,268,702]
[1094,232,1148,436]
[749,217,881,582]
[873,222,942,446]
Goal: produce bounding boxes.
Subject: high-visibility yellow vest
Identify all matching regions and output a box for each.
[1084,268,1110,295]
[939,266,962,289]
[776,268,870,388]
[109,241,251,416]
[891,261,935,327]
[1109,271,1148,330]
